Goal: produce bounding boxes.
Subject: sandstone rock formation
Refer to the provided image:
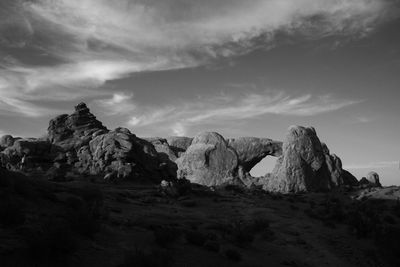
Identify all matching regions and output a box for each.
[2,138,53,167]
[166,136,193,157]
[176,132,239,186]
[144,137,178,178]
[48,102,108,151]
[227,137,282,175]
[0,102,361,190]
[73,128,170,181]
[0,135,15,149]
[322,143,358,187]
[262,126,331,193]
[366,171,381,187]
[45,104,173,181]
[260,126,359,193]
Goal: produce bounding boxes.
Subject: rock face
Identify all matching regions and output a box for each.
[48,102,108,151]
[366,171,381,187]
[227,137,282,174]
[0,135,15,149]
[263,126,331,193]
[176,132,239,186]
[322,143,359,187]
[143,137,178,178]
[74,128,170,181]
[2,138,53,167]
[166,136,193,157]
[261,126,359,193]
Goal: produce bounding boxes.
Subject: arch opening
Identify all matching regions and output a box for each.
[249,156,278,178]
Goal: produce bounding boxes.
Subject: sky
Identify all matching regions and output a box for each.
[0,0,399,185]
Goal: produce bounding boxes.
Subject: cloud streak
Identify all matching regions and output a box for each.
[345,161,399,170]
[0,0,396,117]
[126,91,361,136]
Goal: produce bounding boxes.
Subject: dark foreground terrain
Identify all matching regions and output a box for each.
[1,170,400,267]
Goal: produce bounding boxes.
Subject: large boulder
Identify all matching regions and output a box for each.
[166,136,193,157]
[48,102,108,151]
[263,126,331,193]
[75,128,169,181]
[366,171,381,187]
[2,138,53,167]
[0,135,15,149]
[227,137,282,174]
[176,132,239,186]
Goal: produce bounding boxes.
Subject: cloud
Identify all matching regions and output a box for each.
[0,96,60,117]
[94,92,136,115]
[126,91,361,136]
[0,0,396,118]
[345,161,399,170]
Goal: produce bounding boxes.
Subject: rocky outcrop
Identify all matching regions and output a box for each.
[262,126,331,193]
[48,102,108,151]
[366,171,381,187]
[1,138,53,167]
[227,137,282,174]
[322,143,358,187]
[0,135,16,149]
[74,128,170,181]
[143,137,178,178]
[166,136,193,157]
[176,132,239,186]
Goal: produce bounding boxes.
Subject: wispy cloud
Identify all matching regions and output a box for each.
[345,161,399,170]
[126,91,361,136]
[0,0,395,118]
[94,92,136,115]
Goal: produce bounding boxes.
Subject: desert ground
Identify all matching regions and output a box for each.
[1,169,399,267]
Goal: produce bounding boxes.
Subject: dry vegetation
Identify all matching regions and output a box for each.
[1,171,399,267]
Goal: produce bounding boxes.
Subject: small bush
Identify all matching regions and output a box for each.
[223,184,245,194]
[225,249,242,262]
[0,197,26,227]
[22,222,78,265]
[153,227,181,247]
[261,228,276,241]
[180,199,197,207]
[186,231,207,246]
[384,215,396,225]
[119,248,173,267]
[392,199,400,218]
[204,240,220,252]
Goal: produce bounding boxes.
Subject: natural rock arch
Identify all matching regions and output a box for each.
[227,137,282,172]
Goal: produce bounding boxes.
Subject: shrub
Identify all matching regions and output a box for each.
[0,197,25,227]
[153,227,181,247]
[225,249,242,262]
[204,240,220,252]
[180,199,197,207]
[67,203,101,238]
[383,215,396,225]
[223,184,245,194]
[186,230,207,246]
[22,221,78,265]
[119,248,173,267]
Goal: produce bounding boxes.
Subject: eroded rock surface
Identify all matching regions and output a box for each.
[0,135,16,149]
[366,171,381,187]
[262,126,331,193]
[2,138,53,167]
[48,102,108,151]
[166,136,193,157]
[143,137,178,178]
[322,143,358,187]
[74,128,170,181]
[176,132,239,186]
[227,137,282,173]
